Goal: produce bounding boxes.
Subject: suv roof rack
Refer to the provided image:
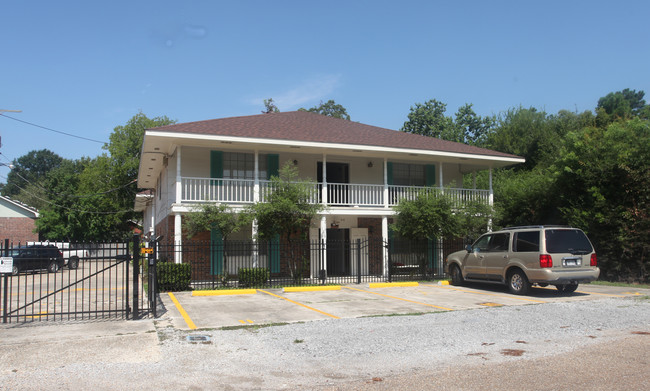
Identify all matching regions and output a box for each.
[502,225,571,230]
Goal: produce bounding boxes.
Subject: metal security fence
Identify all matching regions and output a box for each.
[0,237,153,323]
[154,237,467,290]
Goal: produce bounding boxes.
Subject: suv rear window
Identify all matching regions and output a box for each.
[545,229,593,254]
[513,231,540,252]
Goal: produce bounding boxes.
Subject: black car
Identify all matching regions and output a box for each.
[9,245,65,275]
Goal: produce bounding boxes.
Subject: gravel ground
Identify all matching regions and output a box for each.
[1,297,649,390]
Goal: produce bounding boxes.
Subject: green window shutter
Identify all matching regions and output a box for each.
[210,225,224,275]
[269,234,280,273]
[210,151,223,179]
[267,154,279,179]
[425,164,436,186]
[387,162,394,185]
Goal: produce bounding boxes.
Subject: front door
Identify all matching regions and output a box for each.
[318,162,349,204]
[327,228,349,276]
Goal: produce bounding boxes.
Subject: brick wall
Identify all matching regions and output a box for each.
[0,217,39,245]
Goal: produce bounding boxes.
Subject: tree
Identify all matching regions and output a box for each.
[184,203,250,240]
[392,190,491,241]
[0,149,65,208]
[35,112,175,241]
[262,98,279,113]
[401,99,461,142]
[454,103,495,147]
[551,118,650,281]
[248,162,323,280]
[401,99,494,146]
[298,99,351,120]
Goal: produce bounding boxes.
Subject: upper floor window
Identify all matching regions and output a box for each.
[222,152,267,180]
[393,163,425,186]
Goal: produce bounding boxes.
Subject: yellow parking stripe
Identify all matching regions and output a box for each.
[168,292,197,330]
[192,289,257,296]
[283,286,341,292]
[258,289,340,319]
[424,284,547,303]
[369,282,419,288]
[343,286,454,311]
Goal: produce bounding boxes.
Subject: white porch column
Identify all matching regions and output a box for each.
[175,147,183,263]
[439,162,444,191]
[321,154,327,205]
[382,216,388,277]
[253,150,260,203]
[488,167,494,232]
[383,158,389,208]
[175,147,182,204]
[174,213,182,264]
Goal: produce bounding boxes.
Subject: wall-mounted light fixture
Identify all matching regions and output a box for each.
[367,161,373,168]
[293,159,298,166]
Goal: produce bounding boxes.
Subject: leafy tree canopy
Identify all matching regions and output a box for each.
[248,162,323,241]
[262,98,280,113]
[299,99,351,120]
[401,99,494,146]
[0,149,65,208]
[184,203,251,240]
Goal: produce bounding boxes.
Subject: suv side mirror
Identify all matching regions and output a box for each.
[465,244,473,253]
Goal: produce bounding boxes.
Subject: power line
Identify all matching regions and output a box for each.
[0,114,107,144]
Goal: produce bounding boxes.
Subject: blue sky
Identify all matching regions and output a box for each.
[1,0,648,181]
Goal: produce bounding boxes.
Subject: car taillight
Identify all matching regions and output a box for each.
[590,253,597,267]
[540,254,553,268]
[58,251,63,257]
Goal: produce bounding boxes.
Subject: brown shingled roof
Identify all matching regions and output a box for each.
[149,111,519,159]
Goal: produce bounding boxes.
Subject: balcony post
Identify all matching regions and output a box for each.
[175,146,182,204]
[254,150,260,203]
[383,158,388,208]
[439,162,444,191]
[321,154,327,205]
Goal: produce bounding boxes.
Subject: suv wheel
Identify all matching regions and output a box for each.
[12,265,19,276]
[556,283,578,294]
[450,264,464,286]
[68,256,79,270]
[507,269,530,295]
[47,261,60,273]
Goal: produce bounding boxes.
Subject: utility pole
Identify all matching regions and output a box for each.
[0,109,22,148]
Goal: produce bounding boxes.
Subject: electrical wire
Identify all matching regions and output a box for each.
[0,114,107,144]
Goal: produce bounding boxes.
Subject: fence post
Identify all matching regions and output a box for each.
[387,239,392,283]
[2,239,8,323]
[356,238,361,284]
[132,234,140,320]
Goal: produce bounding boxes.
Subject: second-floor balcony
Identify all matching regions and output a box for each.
[180,177,491,208]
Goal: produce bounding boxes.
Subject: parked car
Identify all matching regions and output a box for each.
[9,245,65,275]
[27,241,89,269]
[445,226,600,295]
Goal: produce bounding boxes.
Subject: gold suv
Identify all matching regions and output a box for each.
[445,226,600,295]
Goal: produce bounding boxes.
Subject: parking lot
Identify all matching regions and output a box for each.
[161,282,650,330]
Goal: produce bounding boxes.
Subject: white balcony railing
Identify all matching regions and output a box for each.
[180,177,490,207]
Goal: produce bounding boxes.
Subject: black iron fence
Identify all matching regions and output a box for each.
[154,237,466,290]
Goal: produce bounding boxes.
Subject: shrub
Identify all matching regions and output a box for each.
[157,262,192,292]
[239,267,270,287]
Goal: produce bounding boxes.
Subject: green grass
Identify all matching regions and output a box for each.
[591,281,650,289]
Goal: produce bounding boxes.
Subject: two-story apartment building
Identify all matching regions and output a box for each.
[135,111,523,282]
